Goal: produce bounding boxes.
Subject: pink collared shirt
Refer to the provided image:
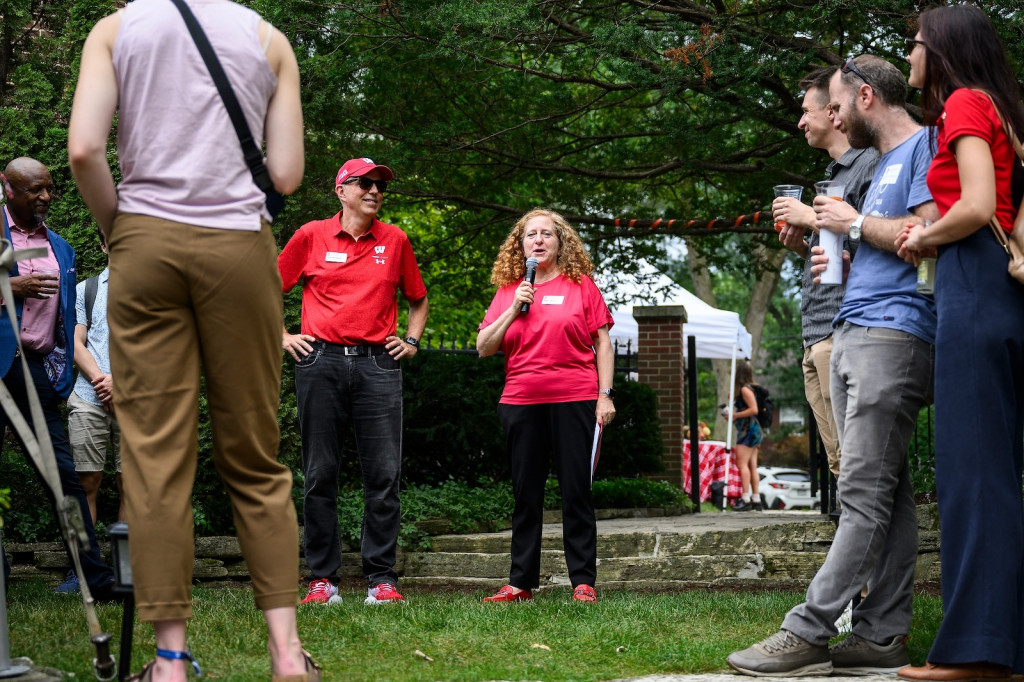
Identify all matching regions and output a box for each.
[4,206,59,354]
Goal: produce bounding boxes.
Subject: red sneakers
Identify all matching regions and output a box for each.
[301,579,338,604]
[572,585,597,602]
[483,585,533,603]
[365,582,405,604]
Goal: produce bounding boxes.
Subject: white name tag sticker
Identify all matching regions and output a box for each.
[879,163,902,185]
[325,252,348,263]
[541,295,565,305]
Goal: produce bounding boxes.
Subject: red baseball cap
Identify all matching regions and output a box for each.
[335,158,394,186]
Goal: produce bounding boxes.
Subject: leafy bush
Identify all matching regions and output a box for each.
[3,349,666,542]
[400,352,508,483]
[335,476,683,552]
[598,377,663,477]
[2,440,58,542]
[592,478,685,509]
[545,477,685,510]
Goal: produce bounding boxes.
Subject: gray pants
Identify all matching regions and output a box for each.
[783,322,932,646]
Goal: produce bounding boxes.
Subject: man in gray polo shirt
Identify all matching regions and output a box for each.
[771,66,877,480]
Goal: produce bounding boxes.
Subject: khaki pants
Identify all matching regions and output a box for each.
[802,337,840,477]
[107,214,298,622]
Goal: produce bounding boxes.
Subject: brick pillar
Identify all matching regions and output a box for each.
[633,305,688,488]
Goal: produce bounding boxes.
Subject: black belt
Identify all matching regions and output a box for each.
[317,341,389,357]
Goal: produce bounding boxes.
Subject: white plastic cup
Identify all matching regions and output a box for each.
[772,185,804,232]
[813,182,845,285]
[818,229,843,285]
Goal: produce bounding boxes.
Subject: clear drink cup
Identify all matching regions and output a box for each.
[773,184,804,232]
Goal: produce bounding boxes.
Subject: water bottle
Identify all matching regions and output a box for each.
[916,258,936,294]
[916,221,935,294]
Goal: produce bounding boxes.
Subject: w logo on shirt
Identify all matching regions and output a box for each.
[374,245,387,265]
[375,246,386,254]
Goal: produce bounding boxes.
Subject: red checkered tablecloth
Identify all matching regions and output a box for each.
[682,440,743,502]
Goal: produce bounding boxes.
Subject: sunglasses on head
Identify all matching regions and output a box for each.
[842,57,875,90]
[343,177,388,193]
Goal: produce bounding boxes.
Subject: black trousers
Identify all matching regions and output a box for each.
[498,400,597,589]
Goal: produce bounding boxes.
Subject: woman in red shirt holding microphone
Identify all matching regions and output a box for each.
[477,208,615,604]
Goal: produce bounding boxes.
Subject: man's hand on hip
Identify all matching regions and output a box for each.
[385,335,417,360]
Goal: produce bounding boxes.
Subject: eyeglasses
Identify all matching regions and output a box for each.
[343,177,389,193]
[905,38,926,53]
[842,57,875,91]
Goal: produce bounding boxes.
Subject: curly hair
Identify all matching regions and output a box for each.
[490,209,594,287]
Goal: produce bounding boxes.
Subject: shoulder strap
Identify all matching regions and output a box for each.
[166,0,274,192]
[84,275,99,331]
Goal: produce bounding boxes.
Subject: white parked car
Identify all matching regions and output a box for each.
[758,467,821,510]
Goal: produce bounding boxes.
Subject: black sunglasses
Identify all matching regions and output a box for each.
[905,38,926,53]
[842,57,875,90]
[343,177,389,193]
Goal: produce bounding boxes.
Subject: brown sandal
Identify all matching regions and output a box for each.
[271,649,322,682]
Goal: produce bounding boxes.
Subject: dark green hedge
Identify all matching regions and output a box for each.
[1,351,664,542]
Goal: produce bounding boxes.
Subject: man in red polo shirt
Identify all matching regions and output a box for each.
[279,157,428,605]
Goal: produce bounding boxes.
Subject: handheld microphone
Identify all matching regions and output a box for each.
[520,257,539,313]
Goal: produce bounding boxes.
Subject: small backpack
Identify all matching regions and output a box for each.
[750,384,774,430]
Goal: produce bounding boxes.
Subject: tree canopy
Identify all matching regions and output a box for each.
[3,0,1022,353]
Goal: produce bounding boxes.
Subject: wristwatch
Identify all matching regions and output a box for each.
[849,214,865,242]
[599,388,616,399]
[404,336,419,347]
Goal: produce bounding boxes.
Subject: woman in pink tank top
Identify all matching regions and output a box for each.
[68,1,316,681]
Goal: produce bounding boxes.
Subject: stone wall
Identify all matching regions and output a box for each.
[4,505,942,591]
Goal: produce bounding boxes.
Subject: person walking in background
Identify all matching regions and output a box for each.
[67,0,317,679]
[773,66,878,481]
[279,157,429,607]
[0,158,117,602]
[477,208,614,604]
[728,55,937,677]
[70,231,123,528]
[896,6,1024,679]
[727,360,762,512]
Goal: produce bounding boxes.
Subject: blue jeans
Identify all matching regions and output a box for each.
[295,344,403,586]
[783,322,932,645]
[0,355,113,591]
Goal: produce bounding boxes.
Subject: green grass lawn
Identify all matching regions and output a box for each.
[7,580,944,681]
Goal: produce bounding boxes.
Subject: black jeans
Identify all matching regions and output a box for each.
[0,355,113,590]
[295,345,403,586]
[498,400,598,589]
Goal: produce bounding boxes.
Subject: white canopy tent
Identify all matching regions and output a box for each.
[611,288,752,442]
[611,286,752,507]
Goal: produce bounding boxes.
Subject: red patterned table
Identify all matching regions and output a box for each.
[682,440,743,502]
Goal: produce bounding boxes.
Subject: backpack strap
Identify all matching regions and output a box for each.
[84,275,99,331]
